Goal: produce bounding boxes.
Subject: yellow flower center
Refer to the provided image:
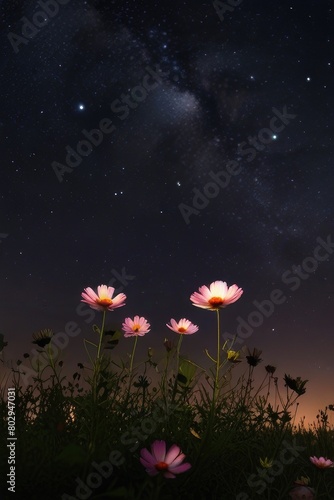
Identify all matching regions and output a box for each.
[178,327,186,333]
[155,461,168,471]
[208,297,224,307]
[98,298,113,306]
[133,324,141,332]
[227,350,239,360]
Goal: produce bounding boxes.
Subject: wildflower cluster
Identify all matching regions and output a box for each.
[0,278,333,499]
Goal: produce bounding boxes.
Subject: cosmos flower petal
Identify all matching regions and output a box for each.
[139,458,154,468]
[150,440,166,462]
[197,285,212,300]
[166,318,198,335]
[189,291,211,309]
[168,462,192,474]
[123,317,133,328]
[289,485,315,499]
[185,324,199,334]
[165,444,182,464]
[163,471,176,479]
[224,284,244,304]
[87,304,103,311]
[111,293,127,308]
[97,285,114,298]
[169,453,187,468]
[82,287,98,301]
[310,456,334,468]
[210,280,228,297]
[140,440,191,479]
[122,316,150,337]
[139,459,159,476]
[190,280,243,310]
[140,448,155,464]
[81,284,126,311]
[170,318,178,329]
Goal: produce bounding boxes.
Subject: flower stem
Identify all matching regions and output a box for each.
[92,310,106,403]
[47,341,62,389]
[213,309,221,404]
[172,334,183,403]
[87,310,107,469]
[161,350,171,403]
[128,334,138,390]
[96,310,106,363]
[207,309,221,436]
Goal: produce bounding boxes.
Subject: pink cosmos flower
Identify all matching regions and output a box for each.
[122,316,151,337]
[309,456,334,468]
[289,485,315,499]
[140,440,191,479]
[81,285,126,312]
[190,280,243,310]
[166,318,199,335]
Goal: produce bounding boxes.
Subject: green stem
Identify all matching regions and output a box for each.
[150,474,164,499]
[92,310,106,404]
[122,335,139,410]
[86,310,107,471]
[128,334,138,390]
[207,309,221,437]
[241,364,253,410]
[141,387,146,413]
[96,310,106,362]
[213,309,221,404]
[161,350,171,403]
[47,341,62,388]
[171,334,183,402]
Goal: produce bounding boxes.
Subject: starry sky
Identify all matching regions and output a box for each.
[0,0,333,424]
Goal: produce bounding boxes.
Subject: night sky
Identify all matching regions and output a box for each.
[0,0,333,424]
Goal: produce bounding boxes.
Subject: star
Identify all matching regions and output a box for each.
[1,0,333,443]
